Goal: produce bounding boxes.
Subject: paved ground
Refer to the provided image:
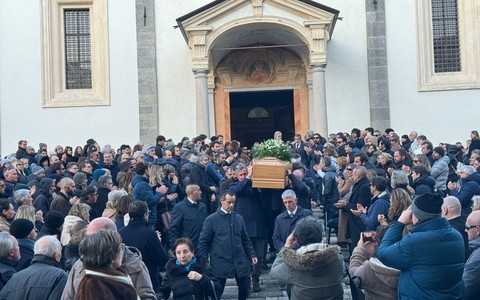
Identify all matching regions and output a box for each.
[219,207,353,300]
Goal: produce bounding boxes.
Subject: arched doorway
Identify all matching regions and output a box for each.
[230,89,295,147]
[213,47,309,142]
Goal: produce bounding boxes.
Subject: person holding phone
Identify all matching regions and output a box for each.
[349,226,400,299]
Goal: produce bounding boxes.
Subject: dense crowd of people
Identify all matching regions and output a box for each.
[0,127,479,299]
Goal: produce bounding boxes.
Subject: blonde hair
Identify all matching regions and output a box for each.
[14,206,36,224]
[68,203,91,221]
[388,188,412,221]
[148,165,164,187]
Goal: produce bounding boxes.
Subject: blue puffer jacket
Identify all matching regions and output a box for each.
[377,218,464,300]
[360,191,390,231]
[450,172,480,216]
[131,174,162,225]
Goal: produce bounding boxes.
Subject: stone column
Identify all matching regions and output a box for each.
[136,0,158,144]
[194,69,210,136]
[366,0,390,131]
[307,79,314,130]
[208,83,216,136]
[311,65,328,137]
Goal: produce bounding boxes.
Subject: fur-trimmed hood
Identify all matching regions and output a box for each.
[283,243,342,272]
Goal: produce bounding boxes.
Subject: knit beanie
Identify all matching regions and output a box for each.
[31,165,44,175]
[44,211,65,229]
[10,219,34,239]
[433,146,445,157]
[93,169,107,181]
[411,192,443,221]
[73,172,87,186]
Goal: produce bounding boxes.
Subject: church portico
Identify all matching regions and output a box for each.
[176,0,339,143]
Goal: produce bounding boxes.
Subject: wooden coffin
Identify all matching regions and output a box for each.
[252,157,290,189]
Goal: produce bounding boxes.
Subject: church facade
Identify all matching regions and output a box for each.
[1,0,479,154]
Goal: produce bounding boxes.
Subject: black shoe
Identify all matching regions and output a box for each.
[252,281,261,293]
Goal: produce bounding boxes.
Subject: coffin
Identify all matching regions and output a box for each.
[252,157,290,189]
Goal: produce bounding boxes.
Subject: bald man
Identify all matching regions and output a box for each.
[442,196,470,260]
[62,218,156,300]
[463,210,480,299]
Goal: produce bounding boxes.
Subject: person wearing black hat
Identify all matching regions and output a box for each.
[36,211,65,241]
[9,219,36,271]
[377,193,465,299]
[431,146,449,194]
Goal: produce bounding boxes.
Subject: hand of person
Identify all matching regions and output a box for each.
[69,196,80,205]
[156,231,162,241]
[171,174,179,184]
[247,166,253,177]
[387,167,394,175]
[447,181,457,190]
[314,150,322,156]
[356,203,367,214]
[210,194,216,202]
[304,146,311,153]
[285,233,296,248]
[311,200,317,209]
[187,271,203,282]
[398,206,413,225]
[210,186,216,192]
[30,185,37,196]
[357,232,365,248]
[251,257,258,265]
[336,177,344,185]
[167,193,178,201]
[334,199,346,208]
[378,214,387,225]
[157,185,169,194]
[402,165,411,174]
[350,209,362,216]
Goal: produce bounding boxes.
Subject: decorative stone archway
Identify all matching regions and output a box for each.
[214,47,308,141]
[176,0,339,138]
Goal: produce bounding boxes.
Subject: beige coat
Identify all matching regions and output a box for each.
[349,246,400,300]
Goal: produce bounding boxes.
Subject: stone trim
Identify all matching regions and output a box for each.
[41,0,110,108]
[416,0,480,91]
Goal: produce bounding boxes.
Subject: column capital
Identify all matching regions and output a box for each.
[192,68,209,76]
[185,26,212,70]
[310,63,327,70]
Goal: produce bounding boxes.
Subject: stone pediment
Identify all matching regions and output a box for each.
[176,0,340,69]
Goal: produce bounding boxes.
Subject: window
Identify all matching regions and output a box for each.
[416,0,480,91]
[431,0,460,73]
[64,9,92,89]
[41,0,109,107]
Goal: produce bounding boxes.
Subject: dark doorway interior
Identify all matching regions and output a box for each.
[230,90,294,148]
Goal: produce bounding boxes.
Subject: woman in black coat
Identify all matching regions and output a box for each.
[163,237,220,300]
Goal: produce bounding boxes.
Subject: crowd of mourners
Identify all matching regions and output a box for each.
[0,127,479,300]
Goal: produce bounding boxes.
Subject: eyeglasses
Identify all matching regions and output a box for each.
[465,224,480,230]
[346,168,353,171]
[313,137,320,140]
